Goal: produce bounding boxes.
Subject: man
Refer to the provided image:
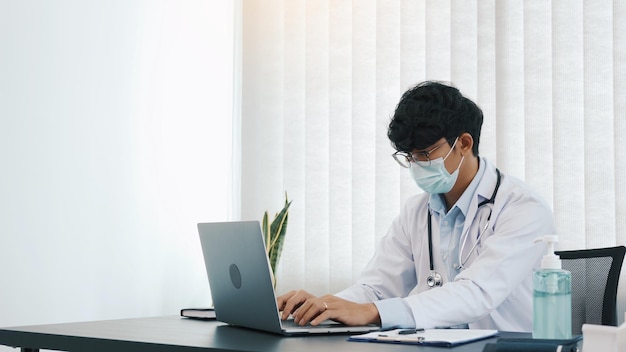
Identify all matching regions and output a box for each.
[277,81,555,332]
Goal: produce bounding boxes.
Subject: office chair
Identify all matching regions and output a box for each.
[555,245,626,335]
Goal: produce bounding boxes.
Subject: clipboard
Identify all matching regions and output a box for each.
[348,328,499,347]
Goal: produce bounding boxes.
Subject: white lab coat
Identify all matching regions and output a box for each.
[336,158,556,332]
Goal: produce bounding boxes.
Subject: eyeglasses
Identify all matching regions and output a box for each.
[392,139,450,168]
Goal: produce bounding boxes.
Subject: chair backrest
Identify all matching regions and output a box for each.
[555,246,625,335]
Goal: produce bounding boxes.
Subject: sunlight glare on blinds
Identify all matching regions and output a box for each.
[240,1,626,312]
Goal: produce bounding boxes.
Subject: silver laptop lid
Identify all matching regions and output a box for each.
[198,221,380,336]
[198,221,283,334]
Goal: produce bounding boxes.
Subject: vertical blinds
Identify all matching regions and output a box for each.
[239,0,626,318]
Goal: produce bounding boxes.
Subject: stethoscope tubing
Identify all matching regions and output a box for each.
[426,168,501,288]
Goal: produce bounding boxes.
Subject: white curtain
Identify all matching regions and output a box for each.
[238,0,626,321]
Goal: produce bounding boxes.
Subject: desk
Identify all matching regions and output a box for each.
[0,316,526,352]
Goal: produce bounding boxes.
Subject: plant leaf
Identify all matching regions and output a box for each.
[262,211,270,250]
[267,195,291,273]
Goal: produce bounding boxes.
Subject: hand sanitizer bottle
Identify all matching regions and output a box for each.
[532,235,572,339]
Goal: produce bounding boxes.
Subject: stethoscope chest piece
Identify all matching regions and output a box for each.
[427,272,443,288]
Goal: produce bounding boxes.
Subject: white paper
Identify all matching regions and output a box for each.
[350,328,498,346]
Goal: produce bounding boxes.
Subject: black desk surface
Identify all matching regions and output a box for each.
[0,315,526,352]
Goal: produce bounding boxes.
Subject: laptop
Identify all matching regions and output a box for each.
[197,221,380,335]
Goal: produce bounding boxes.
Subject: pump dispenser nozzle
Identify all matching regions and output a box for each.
[534,235,561,270]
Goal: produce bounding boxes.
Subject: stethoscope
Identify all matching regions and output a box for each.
[426,168,501,288]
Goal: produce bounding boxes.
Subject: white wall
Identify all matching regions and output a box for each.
[0,0,234,339]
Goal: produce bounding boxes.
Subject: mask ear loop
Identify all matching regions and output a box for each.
[443,137,465,176]
[442,137,459,162]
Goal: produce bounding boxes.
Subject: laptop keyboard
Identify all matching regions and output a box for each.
[281,319,347,329]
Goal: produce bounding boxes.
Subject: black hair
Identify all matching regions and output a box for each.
[387,81,483,156]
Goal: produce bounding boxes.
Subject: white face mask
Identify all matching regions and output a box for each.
[409,138,464,194]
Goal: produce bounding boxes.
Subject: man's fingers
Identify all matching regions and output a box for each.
[310,301,331,325]
[294,296,381,326]
[280,290,314,320]
[293,299,329,325]
[276,290,295,310]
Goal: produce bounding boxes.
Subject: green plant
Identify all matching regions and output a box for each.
[262,192,292,278]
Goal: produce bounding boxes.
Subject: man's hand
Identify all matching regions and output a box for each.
[276,290,316,320]
[277,290,381,327]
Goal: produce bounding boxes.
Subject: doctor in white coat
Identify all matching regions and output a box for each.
[277,81,556,332]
